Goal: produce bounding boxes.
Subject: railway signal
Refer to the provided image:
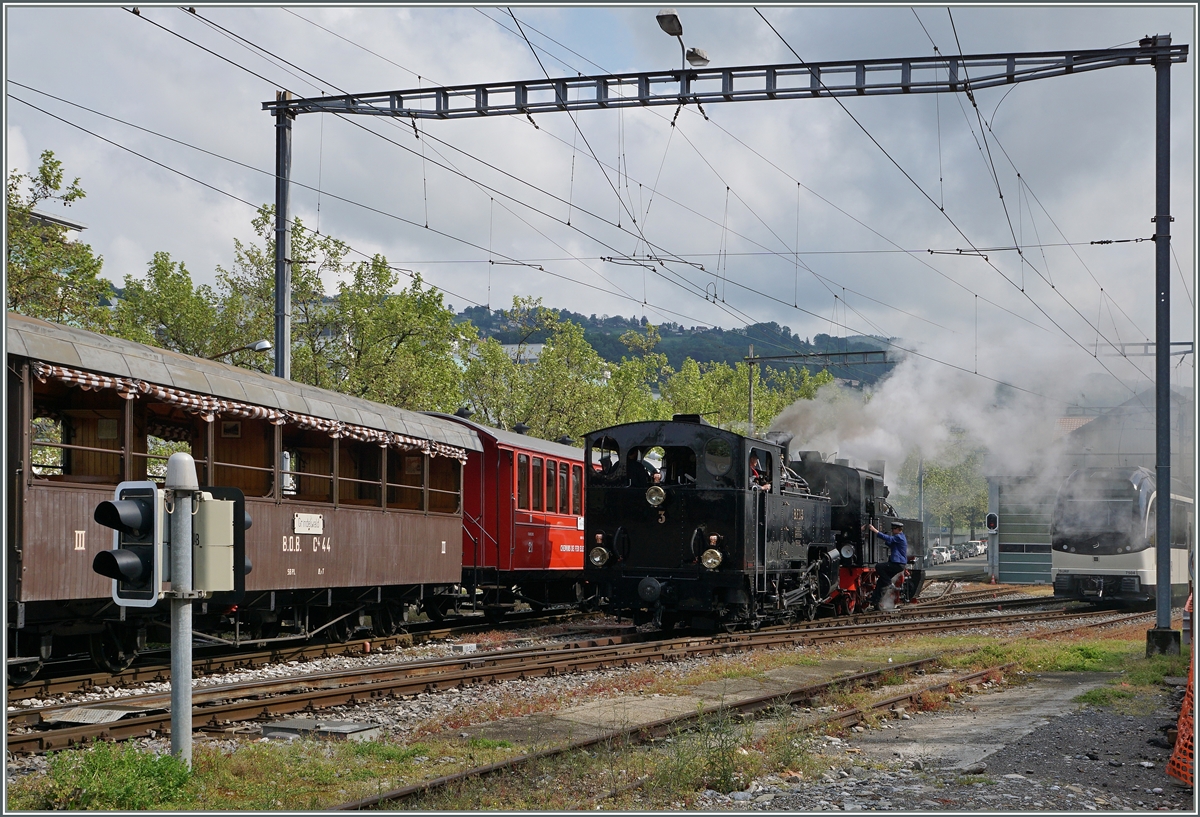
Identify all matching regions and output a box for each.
[92,481,166,608]
[92,483,251,605]
[986,513,999,534]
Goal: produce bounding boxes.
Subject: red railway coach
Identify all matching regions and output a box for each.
[429,414,587,616]
[5,313,481,683]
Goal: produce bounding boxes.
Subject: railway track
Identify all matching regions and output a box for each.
[330,609,1155,810]
[6,608,589,700]
[6,605,1137,755]
[7,590,1060,700]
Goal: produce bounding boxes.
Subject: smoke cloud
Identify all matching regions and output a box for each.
[768,335,1154,488]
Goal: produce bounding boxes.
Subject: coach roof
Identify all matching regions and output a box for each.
[6,312,481,453]
[426,412,582,460]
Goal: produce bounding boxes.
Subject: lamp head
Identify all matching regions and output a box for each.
[249,339,273,353]
[685,47,710,67]
[656,8,683,37]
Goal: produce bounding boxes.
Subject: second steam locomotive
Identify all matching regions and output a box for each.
[582,415,922,630]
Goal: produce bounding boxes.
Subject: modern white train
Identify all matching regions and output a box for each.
[1051,466,1193,606]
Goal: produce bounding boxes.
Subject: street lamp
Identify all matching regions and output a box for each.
[656,8,710,73]
[207,339,273,361]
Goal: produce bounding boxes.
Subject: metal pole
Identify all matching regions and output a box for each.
[165,453,199,767]
[747,345,754,436]
[274,90,294,381]
[1149,34,1177,653]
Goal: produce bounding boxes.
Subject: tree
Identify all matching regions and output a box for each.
[605,325,670,425]
[112,252,222,359]
[522,320,610,441]
[6,150,110,330]
[331,259,471,412]
[460,336,526,429]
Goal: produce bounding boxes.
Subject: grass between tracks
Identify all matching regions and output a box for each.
[7,625,1190,811]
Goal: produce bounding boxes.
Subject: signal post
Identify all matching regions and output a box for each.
[93,452,249,768]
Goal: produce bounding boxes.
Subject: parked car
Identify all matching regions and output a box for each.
[932,546,950,564]
[969,539,986,557]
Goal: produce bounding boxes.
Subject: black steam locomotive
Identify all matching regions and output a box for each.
[582,415,923,630]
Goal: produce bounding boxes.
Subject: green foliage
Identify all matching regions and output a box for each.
[894,434,988,534]
[6,150,110,330]
[113,251,220,357]
[38,742,191,810]
[349,740,429,763]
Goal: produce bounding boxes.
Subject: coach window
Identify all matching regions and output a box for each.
[212,417,274,497]
[30,378,124,484]
[428,454,461,514]
[281,426,333,503]
[532,457,544,511]
[387,451,424,511]
[141,404,196,484]
[559,463,570,514]
[546,460,558,514]
[571,464,583,514]
[517,453,530,510]
[339,440,382,506]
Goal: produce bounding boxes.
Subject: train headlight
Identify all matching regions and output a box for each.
[840,544,855,560]
[701,548,723,570]
[646,485,666,507]
[588,546,611,567]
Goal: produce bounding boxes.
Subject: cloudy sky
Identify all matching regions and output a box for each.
[5,3,1196,408]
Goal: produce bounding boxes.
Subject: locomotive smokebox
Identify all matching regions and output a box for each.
[637,576,662,603]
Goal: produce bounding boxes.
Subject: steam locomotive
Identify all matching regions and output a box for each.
[582,415,923,630]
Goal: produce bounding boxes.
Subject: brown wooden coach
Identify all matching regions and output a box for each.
[5,313,481,682]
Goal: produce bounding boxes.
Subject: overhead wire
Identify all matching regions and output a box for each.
[108,7,1118,398]
[754,7,1148,396]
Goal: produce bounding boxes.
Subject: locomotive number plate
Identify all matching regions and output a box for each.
[294,513,324,534]
[792,508,805,521]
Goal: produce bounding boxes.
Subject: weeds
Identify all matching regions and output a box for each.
[17,742,192,811]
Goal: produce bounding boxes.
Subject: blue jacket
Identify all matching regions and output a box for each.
[876,531,908,564]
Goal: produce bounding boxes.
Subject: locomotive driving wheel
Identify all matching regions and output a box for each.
[88,626,140,674]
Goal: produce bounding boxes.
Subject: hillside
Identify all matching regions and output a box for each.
[455,306,895,384]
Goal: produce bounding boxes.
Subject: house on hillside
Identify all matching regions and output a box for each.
[986,387,1194,584]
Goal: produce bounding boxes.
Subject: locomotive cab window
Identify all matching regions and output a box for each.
[703,437,733,477]
[748,448,773,491]
[590,437,620,476]
[627,445,696,487]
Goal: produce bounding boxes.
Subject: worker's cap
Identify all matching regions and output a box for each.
[890,521,904,529]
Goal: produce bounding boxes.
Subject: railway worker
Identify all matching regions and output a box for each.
[867,521,907,608]
[749,453,771,492]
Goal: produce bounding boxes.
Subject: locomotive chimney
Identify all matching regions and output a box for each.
[869,459,886,479]
[835,458,850,467]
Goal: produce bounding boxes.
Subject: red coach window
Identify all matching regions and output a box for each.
[531,457,543,511]
[546,460,558,514]
[517,453,530,510]
[559,464,569,514]
[572,464,583,515]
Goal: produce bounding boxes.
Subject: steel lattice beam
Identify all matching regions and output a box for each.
[263,44,1187,119]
